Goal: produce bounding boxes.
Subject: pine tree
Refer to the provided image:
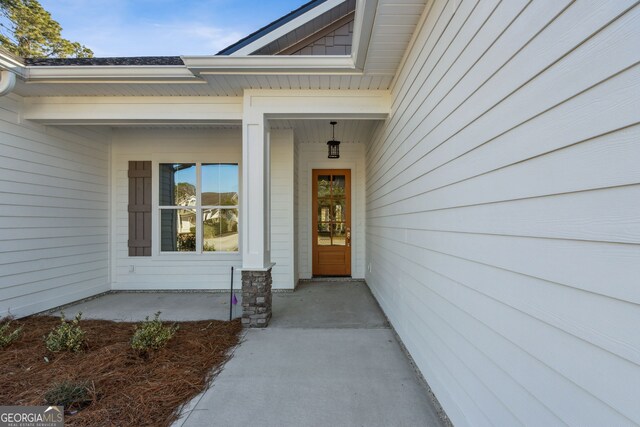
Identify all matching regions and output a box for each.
[0,0,92,58]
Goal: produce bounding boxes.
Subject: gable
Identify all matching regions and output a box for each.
[290,19,353,55]
[220,0,355,56]
[259,11,354,55]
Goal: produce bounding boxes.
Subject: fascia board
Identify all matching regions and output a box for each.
[351,0,378,70]
[23,57,360,83]
[25,65,202,83]
[229,0,346,56]
[182,55,359,75]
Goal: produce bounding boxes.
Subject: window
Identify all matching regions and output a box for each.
[158,163,239,253]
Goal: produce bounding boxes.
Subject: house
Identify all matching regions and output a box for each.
[0,0,638,425]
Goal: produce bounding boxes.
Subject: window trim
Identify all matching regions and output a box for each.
[151,157,241,257]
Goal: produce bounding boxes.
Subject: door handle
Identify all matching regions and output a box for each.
[346,228,351,247]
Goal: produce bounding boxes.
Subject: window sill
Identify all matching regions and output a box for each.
[130,252,241,262]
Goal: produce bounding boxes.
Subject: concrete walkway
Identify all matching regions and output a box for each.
[175,282,445,427]
[52,283,445,426]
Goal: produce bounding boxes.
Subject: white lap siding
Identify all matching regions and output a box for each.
[366,1,640,425]
[0,94,110,318]
[111,128,242,290]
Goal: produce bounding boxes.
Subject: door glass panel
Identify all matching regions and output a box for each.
[159,163,196,206]
[333,197,345,222]
[332,175,345,196]
[318,198,331,222]
[317,222,331,246]
[160,209,196,252]
[317,175,331,198]
[332,223,346,246]
[316,172,349,247]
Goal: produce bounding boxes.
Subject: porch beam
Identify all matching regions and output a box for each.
[22,96,243,125]
[246,89,391,118]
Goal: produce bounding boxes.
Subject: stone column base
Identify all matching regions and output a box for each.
[241,268,272,328]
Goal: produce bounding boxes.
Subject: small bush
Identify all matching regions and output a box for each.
[131,312,178,353]
[0,319,22,349]
[44,381,92,411]
[45,312,86,353]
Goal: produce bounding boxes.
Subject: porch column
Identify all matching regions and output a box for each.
[241,108,273,327]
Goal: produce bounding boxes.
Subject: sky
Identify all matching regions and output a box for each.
[39,0,308,57]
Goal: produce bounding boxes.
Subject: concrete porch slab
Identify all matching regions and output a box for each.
[271,281,389,329]
[49,292,242,322]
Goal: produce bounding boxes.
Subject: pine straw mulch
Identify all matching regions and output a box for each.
[0,316,243,426]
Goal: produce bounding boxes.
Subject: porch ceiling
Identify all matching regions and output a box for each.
[270,118,381,144]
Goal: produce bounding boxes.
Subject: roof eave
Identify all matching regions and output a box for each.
[0,48,27,79]
[25,65,203,83]
[19,55,360,85]
[182,55,359,75]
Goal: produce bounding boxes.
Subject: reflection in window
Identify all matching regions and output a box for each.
[202,164,239,206]
[332,175,345,196]
[316,173,347,247]
[203,208,238,252]
[317,222,331,246]
[159,163,196,206]
[159,163,239,253]
[332,223,346,246]
[160,209,196,252]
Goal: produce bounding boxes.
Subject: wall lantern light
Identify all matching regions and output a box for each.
[327,121,340,159]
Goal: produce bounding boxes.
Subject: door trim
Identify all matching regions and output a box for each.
[312,169,352,276]
[304,161,356,279]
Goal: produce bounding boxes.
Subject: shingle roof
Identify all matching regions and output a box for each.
[216,0,328,55]
[25,57,184,66]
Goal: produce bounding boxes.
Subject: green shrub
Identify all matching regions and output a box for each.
[131,312,178,353]
[0,319,22,349]
[45,312,86,353]
[44,380,92,410]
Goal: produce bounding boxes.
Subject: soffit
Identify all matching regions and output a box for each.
[12,74,394,96]
[362,0,428,75]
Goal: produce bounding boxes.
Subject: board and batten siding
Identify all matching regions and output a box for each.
[0,94,111,318]
[365,1,640,426]
[296,141,366,279]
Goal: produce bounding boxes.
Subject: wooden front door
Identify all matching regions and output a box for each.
[312,169,351,276]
